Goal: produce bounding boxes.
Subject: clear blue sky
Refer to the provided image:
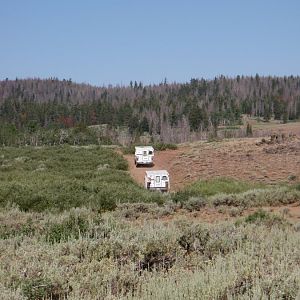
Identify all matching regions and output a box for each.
[1,0,299,86]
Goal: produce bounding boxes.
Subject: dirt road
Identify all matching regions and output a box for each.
[124,149,185,192]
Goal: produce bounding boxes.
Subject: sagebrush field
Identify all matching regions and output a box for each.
[1,145,300,299]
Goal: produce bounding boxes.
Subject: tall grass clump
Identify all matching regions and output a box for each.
[173,178,300,209]
[209,186,300,208]
[173,177,265,203]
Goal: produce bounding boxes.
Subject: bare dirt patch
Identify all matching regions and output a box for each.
[171,136,300,190]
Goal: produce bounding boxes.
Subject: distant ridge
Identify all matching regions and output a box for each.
[0,76,299,142]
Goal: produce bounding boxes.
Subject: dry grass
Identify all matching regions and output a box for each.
[0,206,300,299]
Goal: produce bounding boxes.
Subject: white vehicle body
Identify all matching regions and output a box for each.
[144,170,170,192]
[135,146,154,166]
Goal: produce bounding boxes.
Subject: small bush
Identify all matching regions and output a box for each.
[288,174,297,181]
[22,278,52,300]
[245,209,268,223]
[172,190,193,203]
[153,143,178,151]
[22,278,69,300]
[46,214,89,243]
[115,202,177,219]
[294,183,300,191]
[228,207,243,217]
[177,224,210,254]
[182,197,207,211]
[115,203,159,219]
[244,209,288,227]
[210,193,238,207]
[0,218,35,239]
[139,240,176,272]
[121,145,135,155]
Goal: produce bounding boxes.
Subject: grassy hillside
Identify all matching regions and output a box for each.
[0,146,163,211]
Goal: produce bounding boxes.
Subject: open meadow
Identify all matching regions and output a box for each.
[1,135,300,299]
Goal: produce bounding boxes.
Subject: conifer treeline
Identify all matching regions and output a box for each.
[0,75,299,142]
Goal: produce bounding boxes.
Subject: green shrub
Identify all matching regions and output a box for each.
[174,178,264,202]
[209,193,237,206]
[139,239,176,272]
[172,190,193,203]
[121,145,135,155]
[288,174,297,181]
[115,203,159,219]
[204,225,240,258]
[22,278,52,300]
[22,278,69,300]
[182,197,207,211]
[153,143,178,151]
[245,209,269,223]
[244,209,288,227]
[0,219,35,239]
[177,224,210,254]
[46,214,89,243]
[294,183,300,191]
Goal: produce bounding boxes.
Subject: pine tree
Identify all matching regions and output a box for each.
[139,117,149,133]
[246,123,253,137]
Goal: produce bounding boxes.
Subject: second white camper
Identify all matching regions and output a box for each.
[144,170,170,192]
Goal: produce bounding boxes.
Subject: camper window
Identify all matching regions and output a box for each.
[156,176,160,183]
[149,150,153,155]
[162,176,168,180]
[143,151,147,156]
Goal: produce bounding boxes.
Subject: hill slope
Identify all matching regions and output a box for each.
[1,76,300,143]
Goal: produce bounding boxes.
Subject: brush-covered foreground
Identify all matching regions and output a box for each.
[0,206,300,299]
[1,146,300,299]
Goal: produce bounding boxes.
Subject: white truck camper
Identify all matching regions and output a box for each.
[134,146,154,167]
[144,170,170,192]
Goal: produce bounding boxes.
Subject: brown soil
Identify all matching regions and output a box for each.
[124,135,300,192]
[172,136,300,189]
